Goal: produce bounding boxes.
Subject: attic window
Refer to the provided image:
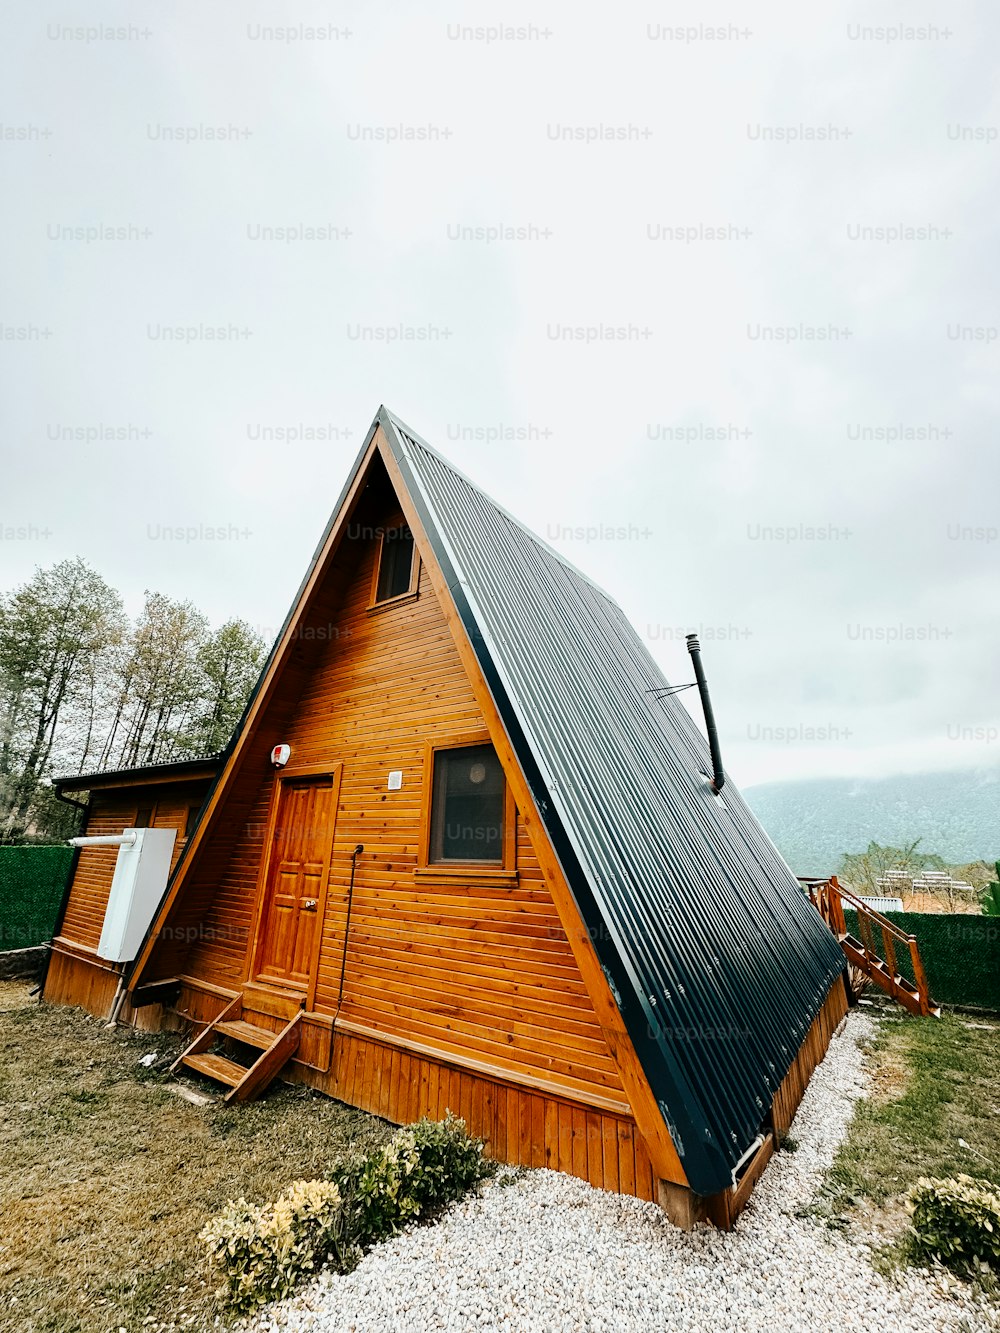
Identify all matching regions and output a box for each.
[372,524,418,605]
[428,743,507,865]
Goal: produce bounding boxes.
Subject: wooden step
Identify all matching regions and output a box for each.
[224,1010,303,1103]
[182,1051,246,1088]
[168,998,304,1102]
[215,1019,276,1049]
[169,994,241,1074]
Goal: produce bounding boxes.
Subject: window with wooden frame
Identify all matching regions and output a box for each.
[369,520,418,607]
[419,739,515,872]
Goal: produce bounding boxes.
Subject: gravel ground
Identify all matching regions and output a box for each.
[249,1012,997,1333]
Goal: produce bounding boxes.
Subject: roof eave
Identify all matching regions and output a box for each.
[53,756,223,793]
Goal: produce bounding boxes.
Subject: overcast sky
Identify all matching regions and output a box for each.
[2,2,998,789]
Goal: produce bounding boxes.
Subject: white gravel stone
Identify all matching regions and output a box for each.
[247,1012,998,1332]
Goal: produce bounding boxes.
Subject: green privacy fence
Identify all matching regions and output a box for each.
[0,846,74,952]
[845,908,1000,1012]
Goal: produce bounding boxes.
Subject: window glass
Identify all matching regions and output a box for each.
[429,744,504,864]
[375,526,415,602]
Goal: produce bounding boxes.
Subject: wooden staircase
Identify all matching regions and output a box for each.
[170,996,305,1101]
[802,875,940,1018]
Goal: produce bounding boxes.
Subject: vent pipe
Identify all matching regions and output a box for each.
[685,633,725,794]
[69,832,138,849]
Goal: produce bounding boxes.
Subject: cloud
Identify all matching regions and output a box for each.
[2,0,998,789]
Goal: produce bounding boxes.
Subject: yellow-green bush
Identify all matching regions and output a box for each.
[200,1178,354,1313]
[201,1114,490,1313]
[908,1174,1000,1275]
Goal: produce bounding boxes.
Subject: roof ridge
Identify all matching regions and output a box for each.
[378,406,618,604]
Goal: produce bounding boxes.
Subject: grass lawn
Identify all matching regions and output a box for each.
[0,981,391,1333]
[818,998,1000,1261]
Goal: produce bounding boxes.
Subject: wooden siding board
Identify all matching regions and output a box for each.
[602,1118,621,1194]
[571,1107,587,1181]
[617,1120,636,1199]
[543,1098,559,1170]
[529,1095,545,1169]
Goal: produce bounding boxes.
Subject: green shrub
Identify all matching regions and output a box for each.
[408,1112,492,1207]
[202,1114,490,1313]
[332,1128,423,1246]
[332,1112,491,1245]
[199,1178,355,1314]
[907,1174,1000,1275]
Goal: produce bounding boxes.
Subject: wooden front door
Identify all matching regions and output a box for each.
[254,773,339,993]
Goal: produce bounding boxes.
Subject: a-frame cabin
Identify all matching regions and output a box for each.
[45,406,849,1228]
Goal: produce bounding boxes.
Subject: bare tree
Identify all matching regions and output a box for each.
[0,564,270,840]
[0,559,124,841]
[103,592,209,769]
[183,619,266,756]
[837,840,932,896]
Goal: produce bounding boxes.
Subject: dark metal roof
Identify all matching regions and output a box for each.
[54,753,223,792]
[379,407,847,1196]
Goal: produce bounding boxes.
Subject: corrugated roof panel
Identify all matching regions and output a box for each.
[382,409,846,1196]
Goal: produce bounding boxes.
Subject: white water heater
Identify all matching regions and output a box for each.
[70,827,177,963]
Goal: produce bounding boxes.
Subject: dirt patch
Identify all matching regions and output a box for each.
[0,979,35,1012]
[867,1049,911,1103]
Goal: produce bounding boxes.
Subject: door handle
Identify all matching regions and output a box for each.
[302,899,318,912]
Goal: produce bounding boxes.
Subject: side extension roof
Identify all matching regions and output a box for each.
[377,407,846,1196]
[54,754,222,793]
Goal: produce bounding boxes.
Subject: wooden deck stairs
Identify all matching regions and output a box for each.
[169,996,305,1101]
[802,875,940,1017]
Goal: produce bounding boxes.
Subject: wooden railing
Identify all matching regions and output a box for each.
[800,875,939,1018]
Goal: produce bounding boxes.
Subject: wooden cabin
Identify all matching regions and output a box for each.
[46,407,849,1229]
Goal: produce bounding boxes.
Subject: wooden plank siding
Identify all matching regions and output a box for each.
[121,446,690,1196]
[44,940,120,1015]
[316,1023,657,1198]
[172,507,627,1108]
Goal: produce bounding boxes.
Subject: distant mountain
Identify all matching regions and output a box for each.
[743,768,1000,877]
